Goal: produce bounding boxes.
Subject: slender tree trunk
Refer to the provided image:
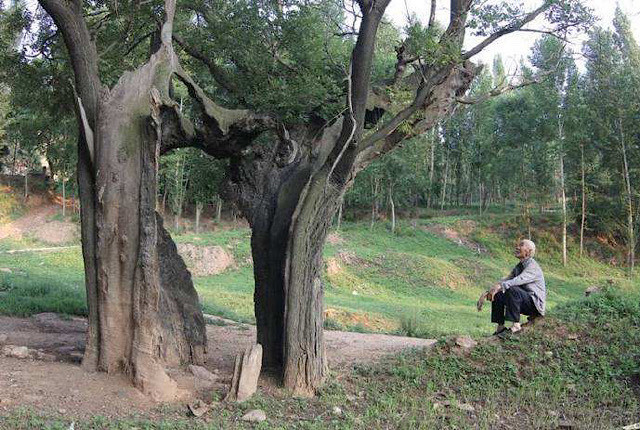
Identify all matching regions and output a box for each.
[427,130,436,209]
[336,200,343,231]
[62,177,66,217]
[619,117,635,271]
[440,146,449,211]
[389,183,396,234]
[580,143,586,258]
[370,177,379,230]
[195,202,203,234]
[560,151,567,266]
[216,197,223,223]
[24,173,28,198]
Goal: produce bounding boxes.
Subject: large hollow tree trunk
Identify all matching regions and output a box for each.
[42,0,206,400]
[90,39,206,401]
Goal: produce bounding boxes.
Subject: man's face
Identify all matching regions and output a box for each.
[514,241,528,259]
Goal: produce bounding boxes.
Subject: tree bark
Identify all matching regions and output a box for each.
[619,116,635,271]
[560,151,567,266]
[195,202,203,233]
[62,177,66,217]
[389,183,396,234]
[580,142,586,258]
[40,0,206,400]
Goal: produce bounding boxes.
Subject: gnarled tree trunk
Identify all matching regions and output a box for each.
[40,0,206,400]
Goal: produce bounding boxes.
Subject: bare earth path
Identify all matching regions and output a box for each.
[0,315,435,419]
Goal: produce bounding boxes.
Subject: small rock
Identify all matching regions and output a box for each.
[455,336,477,349]
[34,351,57,362]
[584,286,601,297]
[241,409,266,422]
[352,290,358,296]
[545,351,554,358]
[0,268,11,273]
[567,334,578,340]
[623,423,640,430]
[434,400,451,409]
[457,402,475,412]
[332,406,343,416]
[189,365,218,383]
[188,399,210,417]
[58,408,67,414]
[2,345,31,359]
[557,419,574,429]
[346,394,357,403]
[0,334,8,344]
[226,344,262,402]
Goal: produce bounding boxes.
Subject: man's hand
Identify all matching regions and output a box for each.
[487,284,502,301]
[476,292,486,311]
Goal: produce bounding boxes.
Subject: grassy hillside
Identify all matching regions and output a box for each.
[1,208,637,338]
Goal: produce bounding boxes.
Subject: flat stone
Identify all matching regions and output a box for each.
[188,399,210,417]
[241,409,266,422]
[2,345,31,359]
[189,365,218,383]
[455,336,477,349]
[0,334,8,344]
[584,286,601,296]
[332,406,343,415]
[226,344,263,402]
[34,351,57,362]
[457,402,475,412]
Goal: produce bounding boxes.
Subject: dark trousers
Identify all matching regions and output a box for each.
[491,286,539,324]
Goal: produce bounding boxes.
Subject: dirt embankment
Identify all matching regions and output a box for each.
[422,220,488,253]
[176,243,236,276]
[0,202,78,245]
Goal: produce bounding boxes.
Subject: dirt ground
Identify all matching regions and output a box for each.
[0,202,78,244]
[0,314,435,420]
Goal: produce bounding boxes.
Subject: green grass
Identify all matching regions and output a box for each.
[1,213,638,339]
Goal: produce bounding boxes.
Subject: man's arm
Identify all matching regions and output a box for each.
[500,263,542,291]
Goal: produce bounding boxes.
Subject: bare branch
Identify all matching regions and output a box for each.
[462,3,549,60]
[456,72,550,105]
[458,44,567,105]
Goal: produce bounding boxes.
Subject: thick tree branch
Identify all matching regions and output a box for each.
[165,64,276,157]
[38,0,101,123]
[461,3,549,60]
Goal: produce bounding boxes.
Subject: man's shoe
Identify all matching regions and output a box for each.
[492,326,508,336]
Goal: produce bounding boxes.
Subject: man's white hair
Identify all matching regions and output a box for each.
[521,239,536,257]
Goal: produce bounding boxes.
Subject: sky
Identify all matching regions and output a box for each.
[385,0,640,72]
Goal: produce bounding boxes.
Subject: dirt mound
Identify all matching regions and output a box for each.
[324,307,395,332]
[326,258,342,276]
[327,232,344,245]
[423,222,488,254]
[176,244,235,277]
[32,220,79,244]
[0,314,435,419]
[325,251,366,277]
[0,204,78,244]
